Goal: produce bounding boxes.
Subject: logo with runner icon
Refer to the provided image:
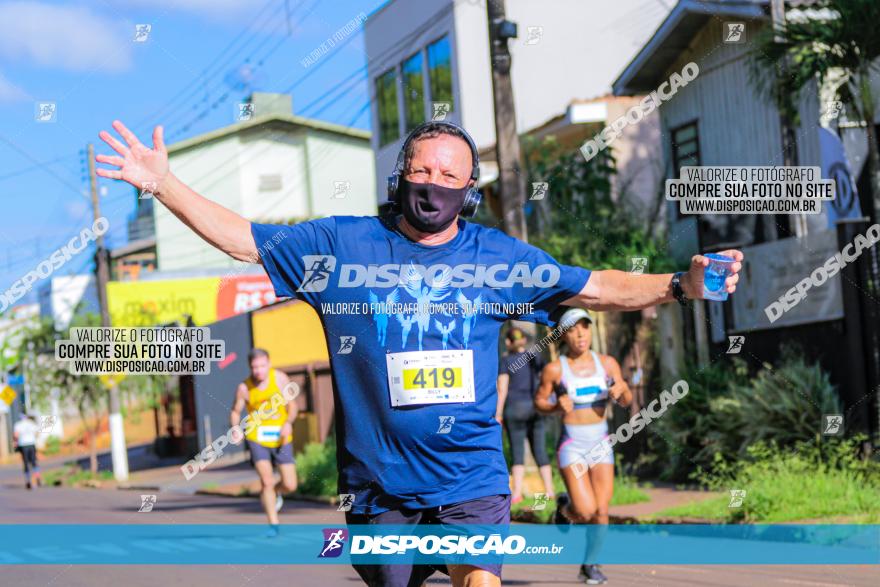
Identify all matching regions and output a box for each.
[337,336,356,355]
[822,414,844,436]
[138,495,157,513]
[298,255,337,292]
[437,416,455,434]
[319,528,348,558]
[726,335,744,354]
[728,489,746,508]
[532,493,550,511]
[337,493,355,512]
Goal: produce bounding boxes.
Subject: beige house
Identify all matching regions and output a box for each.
[155,92,376,272]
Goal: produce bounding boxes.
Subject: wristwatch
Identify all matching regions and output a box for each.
[671,272,690,307]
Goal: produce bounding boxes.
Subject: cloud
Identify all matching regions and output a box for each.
[0,2,132,73]
[0,72,28,102]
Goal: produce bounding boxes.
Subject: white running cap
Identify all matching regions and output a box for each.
[558,307,593,330]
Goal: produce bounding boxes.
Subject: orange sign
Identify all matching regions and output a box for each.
[216,275,276,321]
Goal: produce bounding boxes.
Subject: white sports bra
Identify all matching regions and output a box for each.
[560,352,609,409]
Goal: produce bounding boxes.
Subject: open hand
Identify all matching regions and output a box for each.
[96,121,169,193]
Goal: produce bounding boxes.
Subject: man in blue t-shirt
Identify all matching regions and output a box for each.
[96,119,743,587]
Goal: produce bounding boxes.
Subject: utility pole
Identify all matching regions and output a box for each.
[771,0,807,237]
[487,0,527,241]
[88,142,129,481]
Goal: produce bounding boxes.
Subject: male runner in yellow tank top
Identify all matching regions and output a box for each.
[230,348,298,536]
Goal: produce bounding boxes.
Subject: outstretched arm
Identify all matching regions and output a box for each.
[565,250,744,311]
[96,121,258,262]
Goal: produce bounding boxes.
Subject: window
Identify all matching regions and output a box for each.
[402,52,425,132]
[671,121,700,221]
[427,36,454,111]
[671,121,700,174]
[376,68,399,147]
[375,35,454,145]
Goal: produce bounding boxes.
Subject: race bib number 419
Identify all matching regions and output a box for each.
[386,350,475,406]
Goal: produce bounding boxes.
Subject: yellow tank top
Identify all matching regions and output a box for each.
[244,370,289,448]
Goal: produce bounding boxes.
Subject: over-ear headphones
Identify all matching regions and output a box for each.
[386,121,482,218]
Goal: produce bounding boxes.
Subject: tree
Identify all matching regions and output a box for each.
[520,134,675,399]
[16,313,171,474]
[522,134,675,273]
[750,0,880,222]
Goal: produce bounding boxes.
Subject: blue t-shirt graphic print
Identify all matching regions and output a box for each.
[252,215,590,514]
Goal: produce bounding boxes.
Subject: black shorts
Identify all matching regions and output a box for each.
[246,440,295,466]
[345,493,510,587]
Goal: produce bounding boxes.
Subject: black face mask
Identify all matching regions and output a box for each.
[398,178,468,233]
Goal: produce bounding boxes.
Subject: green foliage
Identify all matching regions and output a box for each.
[656,437,880,523]
[748,0,880,224]
[17,314,105,427]
[649,359,750,481]
[295,438,338,497]
[523,134,675,273]
[749,0,880,126]
[651,348,840,482]
[722,351,841,451]
[43,436,61,456]
[43,465,114,487]
[17,312,173,426]
[611,471,652,507]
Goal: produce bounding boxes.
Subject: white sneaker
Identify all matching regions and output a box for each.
[275,494,284,513]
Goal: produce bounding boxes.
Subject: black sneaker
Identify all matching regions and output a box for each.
[26,481,32,490]
[578,564,608,584]
[554,492,571,525]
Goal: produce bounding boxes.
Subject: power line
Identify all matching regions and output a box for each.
[132,0,286,134]
[0,133,85,197]
[106,1,453,251]
[0,153,79,183]
[165,32,290,140]
[165,0,325,140]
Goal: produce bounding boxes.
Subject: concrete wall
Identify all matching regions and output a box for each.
[239,128,310,221]
[306,131,378,218]
[157,134,243,272]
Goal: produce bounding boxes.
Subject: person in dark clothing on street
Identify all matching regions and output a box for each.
[496,327,555,504]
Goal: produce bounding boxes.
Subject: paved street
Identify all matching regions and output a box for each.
[1,474,876,587]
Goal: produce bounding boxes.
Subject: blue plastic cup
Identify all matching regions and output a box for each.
[703,253,735,301]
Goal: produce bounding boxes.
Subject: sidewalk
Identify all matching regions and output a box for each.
[118,454,256,495]
[5,444,722,521]
[610,486,721,522]
[0,444,254,496]
[189,470,722,521]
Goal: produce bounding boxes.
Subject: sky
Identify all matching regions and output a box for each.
[0,0,387,306]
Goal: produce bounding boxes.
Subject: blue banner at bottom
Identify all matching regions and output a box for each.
[0,524,876,565]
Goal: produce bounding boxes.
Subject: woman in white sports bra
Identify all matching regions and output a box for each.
[534,307,632,585]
